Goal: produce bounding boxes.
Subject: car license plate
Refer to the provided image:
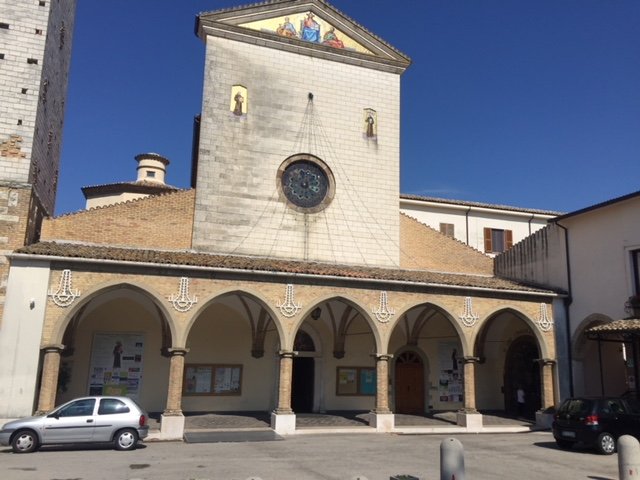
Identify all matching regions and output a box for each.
[561,431,576,438]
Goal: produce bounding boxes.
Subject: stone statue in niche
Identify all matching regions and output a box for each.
[230,85,247,116]
[364,109,377,138]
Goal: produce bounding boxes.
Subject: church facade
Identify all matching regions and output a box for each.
[0,0,562,438]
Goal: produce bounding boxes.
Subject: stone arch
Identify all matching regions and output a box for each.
[184,287,286,353]
[48,280,178,412]
[290,294,382,354]
[474,306,549,360]
[50,280,177,348]
[473,306,546,414]
[393,301,469,355]
[390,301,466,412]
[572,313,613,360]
[572,312,626,397]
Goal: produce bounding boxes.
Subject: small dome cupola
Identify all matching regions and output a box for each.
[135,152,170,184]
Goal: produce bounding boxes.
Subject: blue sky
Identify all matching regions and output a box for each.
[57,0,640,215]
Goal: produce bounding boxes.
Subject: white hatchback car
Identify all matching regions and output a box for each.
[0,396,149,453]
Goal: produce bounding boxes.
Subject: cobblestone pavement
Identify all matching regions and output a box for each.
[148,410,533,431]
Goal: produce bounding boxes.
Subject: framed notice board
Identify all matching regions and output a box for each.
[336,366,376,396]
[183,364,242,396]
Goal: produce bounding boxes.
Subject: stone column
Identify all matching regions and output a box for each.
[164,348,189,414]
[35,344,64,415]
[271,351,296,434]
[534,358,557,430]
[160,347,189,440]
[456,356,483,431]
[369,354,394,432]
[275,350,295,414]
[462,356,479,412]
[374,354,392,414]
[540,359,556,410]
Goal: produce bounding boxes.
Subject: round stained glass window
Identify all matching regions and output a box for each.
[281,160,329,209]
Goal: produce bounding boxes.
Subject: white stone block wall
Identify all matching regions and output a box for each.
[193,37,401,267]
[0,0,76,214]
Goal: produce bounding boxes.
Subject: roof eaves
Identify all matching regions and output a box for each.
[552,190,640,223]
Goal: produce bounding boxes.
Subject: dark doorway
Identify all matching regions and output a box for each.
[395,351,425,414]
[504,336,541,418]
[292,357,314,413]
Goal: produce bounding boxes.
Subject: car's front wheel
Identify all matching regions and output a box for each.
[555,439,574,449]
[596,432,616,455]
[11,429,39,454]
[114,428,138,451]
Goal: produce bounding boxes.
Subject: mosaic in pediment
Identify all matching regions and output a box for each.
[239,12,373,55]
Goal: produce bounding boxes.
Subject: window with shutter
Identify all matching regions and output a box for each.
[485,228,512,253]
[505,230,513,250]
[484,228,492,253]
[440,223,455,238]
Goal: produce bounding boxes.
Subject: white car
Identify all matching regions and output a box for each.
[0,396,149,453]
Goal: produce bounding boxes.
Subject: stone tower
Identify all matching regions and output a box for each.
[0,0,76,309]
[193,0,410,267]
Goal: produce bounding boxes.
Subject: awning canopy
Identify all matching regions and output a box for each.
[587,318,640,341]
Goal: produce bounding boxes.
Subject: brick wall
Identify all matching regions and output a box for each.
[400,213,493,275]
[41,190,196,250]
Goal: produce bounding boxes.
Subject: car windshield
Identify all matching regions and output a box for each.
[562,399,591,416]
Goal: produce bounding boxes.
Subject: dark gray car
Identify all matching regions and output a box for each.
[0,396,149,453]
[552,396,640,454]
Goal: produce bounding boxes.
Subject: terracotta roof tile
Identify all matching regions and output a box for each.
[16,241,557,295]
[587,319,640,334]
[401,194,563,216]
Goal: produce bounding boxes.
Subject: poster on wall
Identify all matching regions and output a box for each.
[438,341,463,402]
[88,333,144,400]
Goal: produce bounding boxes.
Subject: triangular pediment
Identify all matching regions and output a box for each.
[197,0,411,73]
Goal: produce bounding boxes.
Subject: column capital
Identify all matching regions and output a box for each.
[167,347,190,357]
[278,350,296,359]
[462,356,480,364]
[41,344,65,353]
[537,358,556,366]
[371,353,393,361]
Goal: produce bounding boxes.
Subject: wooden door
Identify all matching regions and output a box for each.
[395,352,425,414]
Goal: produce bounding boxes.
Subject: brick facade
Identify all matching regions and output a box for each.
[41,189,196,249]
[400,213,493,275]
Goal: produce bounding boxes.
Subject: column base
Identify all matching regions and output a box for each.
[271,411,296,435]
[535,410,554,430]
[160,412,185,440]
[456,410,483,432]
[369,412,394,432]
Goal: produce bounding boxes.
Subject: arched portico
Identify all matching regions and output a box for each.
[389,302,464,415]
[37,282,176,415]
[474,307,553,417]
[287,297,378,416]
[182,289,282,415]
[573,314,628,397]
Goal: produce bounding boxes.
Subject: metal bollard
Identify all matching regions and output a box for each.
[618,435,640,480]
[440,437,464,480]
